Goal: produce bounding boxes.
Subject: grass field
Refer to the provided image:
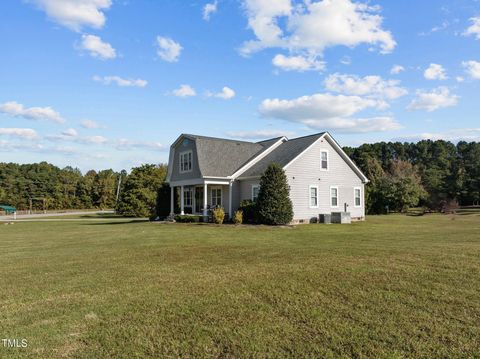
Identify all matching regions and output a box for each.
[1,214,480,358]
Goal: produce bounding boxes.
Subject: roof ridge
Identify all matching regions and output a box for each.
[184,133,258,145]
[185,132,325,144]
[256,136,284,143]
[286,132,325,142]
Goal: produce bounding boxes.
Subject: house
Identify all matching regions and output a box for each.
[166,132,368,223]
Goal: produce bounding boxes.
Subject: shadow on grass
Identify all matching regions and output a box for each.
[406,211,425,217]
[79,214,125,219]
[455,211,480,216]
[83,220,149,225]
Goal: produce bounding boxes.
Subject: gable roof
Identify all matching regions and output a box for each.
[168,132,368,183]
[240,133,325,177]
[181,134,280,177]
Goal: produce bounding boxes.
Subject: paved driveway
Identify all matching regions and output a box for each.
[0,210,114,221]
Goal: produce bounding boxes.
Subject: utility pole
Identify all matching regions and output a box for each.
[115,174,122,207]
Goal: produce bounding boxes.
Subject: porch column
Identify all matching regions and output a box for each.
[180,185,185,215]
[203,183,208,216]
[228,181,233,219]
[170,185,174,215]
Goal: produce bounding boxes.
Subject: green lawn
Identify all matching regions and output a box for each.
[1,214,480,358]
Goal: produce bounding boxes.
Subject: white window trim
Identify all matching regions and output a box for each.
[330,186,339,208]
[183,187,193,207]
[210,186,222,207]
[179,150,193,174]
[320,149,329,171]
[309,185,319,208]
[251,185,260,202]
[354,187,361,208]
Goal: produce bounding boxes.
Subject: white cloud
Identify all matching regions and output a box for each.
[172,85,196,97]
[93,75,147,87]
[115,139,166,151]
[0,128,38,140]
[241,0,395,59]
[407,87,459,112]
[419,21,450,37]
[225,129,295,139]
[324,73,408,100]
[208,86,236,99]
[46,130,107,144]
[464,17,480,40]
[462,60,480,79]
[61,128,78,137]
[0,140,44,152]
[395,128,480,143]
[31,0,112,31]
[156,36,182,62]
[456,76,465,83]
[80,119,103,129]
[340,56,351,65]
[79,34,116,60]
[272,54,325,72]
[424,63,448,80]
[259,93,401,133]
[0,101,65,123]
[390,65,405,74]
[79,135,108,144]
[203,1,218,21]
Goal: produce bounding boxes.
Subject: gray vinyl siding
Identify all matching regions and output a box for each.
[285,136,365,221]
[238,179,260,204]
[231,181,241,212]
[169,139,202,182]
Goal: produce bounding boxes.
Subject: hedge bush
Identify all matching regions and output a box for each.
[233,210,243,225]
[212,207,225,224]
[174,215,201,223]
[239,200,257,223]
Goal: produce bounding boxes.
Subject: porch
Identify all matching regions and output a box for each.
[169,179,234,219]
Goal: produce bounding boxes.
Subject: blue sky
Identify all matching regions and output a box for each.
[1,0,479,172]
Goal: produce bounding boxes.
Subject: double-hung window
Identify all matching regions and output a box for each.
[180,151,192,173]
[252,185,260,202]
[354,187,361,207]
[330,186,339,207]
[309,186,318,208]
[320,150,328,170]
[211,188,222,207]
[183,188,192,207]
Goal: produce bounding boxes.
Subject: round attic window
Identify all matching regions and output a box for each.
[182,138,189,146]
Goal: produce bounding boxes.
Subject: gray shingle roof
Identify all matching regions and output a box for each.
[184,134,279,177]
[240,133,325,177]
[180,133,326,178]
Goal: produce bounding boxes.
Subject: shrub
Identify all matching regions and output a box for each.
[239,200,257,223]
[256,163,293,225]
[233,210,243,225]
[116,164,167,217]
[212,207,225,224]
[155,183,171,219]
[174,215,200,223]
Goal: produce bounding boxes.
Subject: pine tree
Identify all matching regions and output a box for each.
[256,163,293,225]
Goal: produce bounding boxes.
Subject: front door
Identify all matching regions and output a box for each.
[195,187,204,213]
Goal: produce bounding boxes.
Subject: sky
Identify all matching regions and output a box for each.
[1,0,479,172]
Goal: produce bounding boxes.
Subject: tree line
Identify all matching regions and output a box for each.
[344,140,480,213]
[0,162,126,210]
[0,139,478,216]
[0,162,167,217]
